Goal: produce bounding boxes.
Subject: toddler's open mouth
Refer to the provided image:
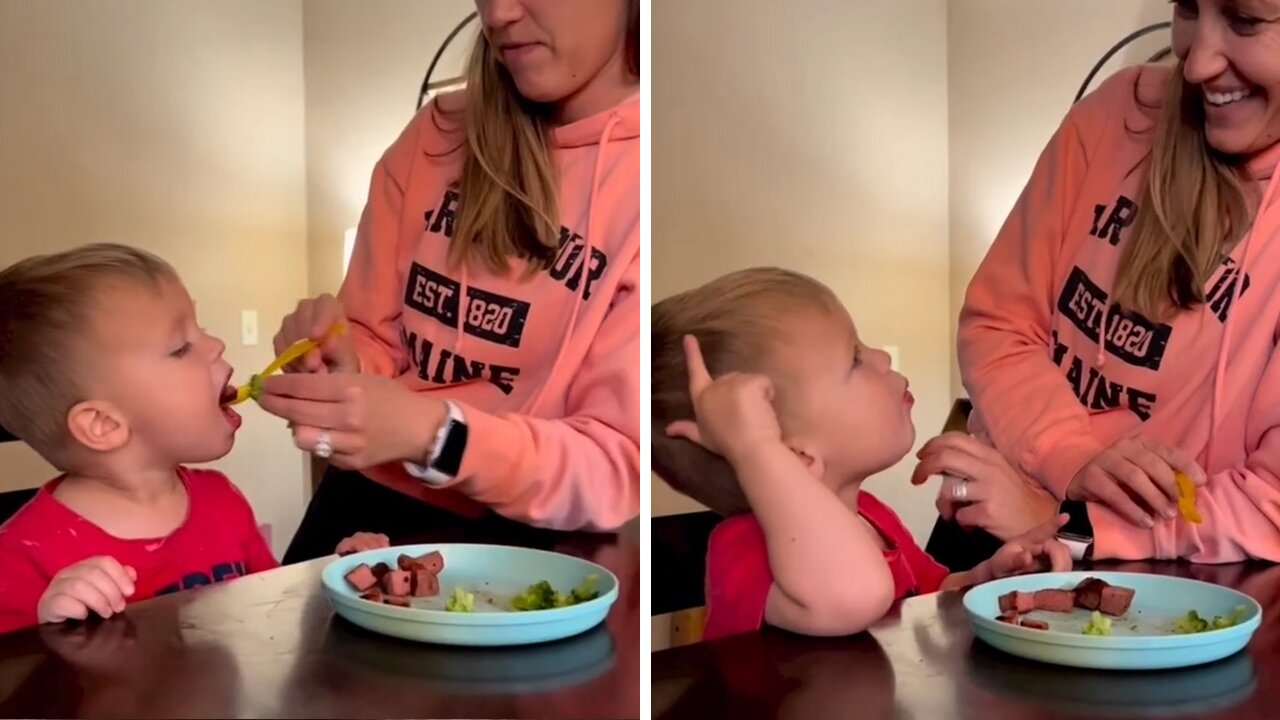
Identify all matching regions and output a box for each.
[219,385,238,406]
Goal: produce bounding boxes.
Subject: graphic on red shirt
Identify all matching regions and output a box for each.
[0,467,278,634]
[703,491,949,641]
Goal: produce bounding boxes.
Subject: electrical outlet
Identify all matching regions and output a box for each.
[241,310,259,347]
[884,345,900,371]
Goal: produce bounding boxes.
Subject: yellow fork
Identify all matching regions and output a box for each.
[224,322,346,406]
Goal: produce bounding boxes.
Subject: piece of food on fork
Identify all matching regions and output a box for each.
[221,322,346,407]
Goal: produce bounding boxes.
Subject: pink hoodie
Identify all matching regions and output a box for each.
[961,66,1280,563]
[338,92,640,532]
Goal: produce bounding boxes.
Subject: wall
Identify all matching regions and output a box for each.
[302,0,475,297]
[652,0,953,541]
[947,0,1173,396]
[0,0,309,554]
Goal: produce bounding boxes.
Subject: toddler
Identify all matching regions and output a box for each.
[653,268,1069,639]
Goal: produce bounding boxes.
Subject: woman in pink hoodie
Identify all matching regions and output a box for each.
[259,0,640,562]
[917,0,1280,566]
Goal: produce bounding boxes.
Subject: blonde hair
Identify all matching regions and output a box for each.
[447,0,640,276]
[651,268,838,515]
[1114,62,1257,319]
[0,243,175,465]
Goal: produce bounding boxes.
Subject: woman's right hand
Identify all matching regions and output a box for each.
[1066,436,1206,528]
[274,294,359,374]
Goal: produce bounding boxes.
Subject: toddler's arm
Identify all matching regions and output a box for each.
[732,442,895,636]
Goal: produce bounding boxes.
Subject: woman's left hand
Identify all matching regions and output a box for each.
[911,432,1058,542]
[258,373,445,471]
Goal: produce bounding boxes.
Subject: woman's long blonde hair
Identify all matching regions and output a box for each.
[1114,62,1257,319]
[446,0,640,276]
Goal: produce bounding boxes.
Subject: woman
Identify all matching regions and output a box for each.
[261,0,640,562]
[917,0,1280,566]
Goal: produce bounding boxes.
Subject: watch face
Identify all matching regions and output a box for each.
[432,420,468,477]
[1059,501,1093,540]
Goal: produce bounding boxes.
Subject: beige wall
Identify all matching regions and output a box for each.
[653,0,952,541]
[947,0,1172,396]
[0,0,309,554]
[302,0,475,297]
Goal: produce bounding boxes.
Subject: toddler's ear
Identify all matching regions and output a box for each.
[67,401,129,453]
[786,439,825,480]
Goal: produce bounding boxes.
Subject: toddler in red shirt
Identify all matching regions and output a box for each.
[653,268,1071,640]
[0,244,279,633]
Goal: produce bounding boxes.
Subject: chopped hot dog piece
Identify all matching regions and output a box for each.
[381,570,412,597]
[417,550,444,575]
[1033,589,1075,613]
[371,562,392,581]
[383,595,411,607]
[411,569,440,598]
[344,564,377,592]
[1073,577,1109,611]
[996,612,1021,625]
[398,553,426,571]
[1099,585,1135,617]
[1020,618,1050,631]
[359,589,383,603]
[998,591,1035,614]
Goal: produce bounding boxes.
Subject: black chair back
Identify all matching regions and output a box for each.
[651,510,723,616]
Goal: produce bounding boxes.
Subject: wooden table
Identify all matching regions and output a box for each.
[0,531,639,719]
[653,561,1280,720]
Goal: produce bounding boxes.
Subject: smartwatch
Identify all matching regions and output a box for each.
[1057,499,1095,562]
[404,401,469,487]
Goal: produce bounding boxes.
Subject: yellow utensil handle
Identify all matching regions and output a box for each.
[260,322,346,378]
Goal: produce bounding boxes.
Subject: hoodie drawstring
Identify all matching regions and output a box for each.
[1206,175,1279,470]
[456,261,469,355]
[521,113,622,414]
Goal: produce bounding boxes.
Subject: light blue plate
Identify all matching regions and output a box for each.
[964,572,1262,670]
[321,543,619,647]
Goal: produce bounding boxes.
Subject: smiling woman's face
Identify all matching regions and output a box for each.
[474,0,630,114]
[1171,0,1280,155]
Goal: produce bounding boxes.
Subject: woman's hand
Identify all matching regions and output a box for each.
[911,432,1058,541]
[258,373,446,471]
[663,335,784,462]
[274,294,359,374]
[1065,436,1205,528]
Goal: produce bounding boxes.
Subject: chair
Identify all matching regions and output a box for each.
[0,425,38,524]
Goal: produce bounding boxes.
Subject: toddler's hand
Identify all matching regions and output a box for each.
[988,513,1072,580]
[664,335,783,462]
[336,532,390,556]
[37,557,137,625]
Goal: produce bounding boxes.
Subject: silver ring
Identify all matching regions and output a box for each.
[313,431,333,459]
[951,478,969,502]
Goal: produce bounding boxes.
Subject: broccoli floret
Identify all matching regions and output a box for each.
[445,587,475,613]
[1174,610,1209,634]
[1174,607,1245,634]
[511,577,602,611]
[1082,611,1112,636]
[512,581,557,611]
[248,374,264,402]
[571,575,601,603]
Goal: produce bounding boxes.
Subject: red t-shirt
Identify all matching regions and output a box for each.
[703,491,950,640]
[0,467,279,634]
